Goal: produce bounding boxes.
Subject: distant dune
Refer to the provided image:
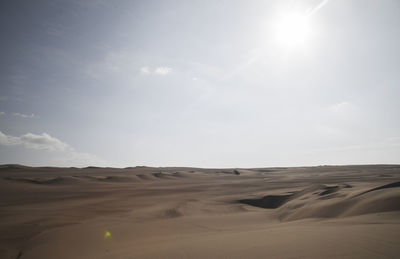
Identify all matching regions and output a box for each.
[1,164,400,258]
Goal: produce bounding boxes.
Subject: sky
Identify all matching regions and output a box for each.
[0,0,399,167]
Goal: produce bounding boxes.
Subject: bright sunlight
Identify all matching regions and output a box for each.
[274,12,311,47]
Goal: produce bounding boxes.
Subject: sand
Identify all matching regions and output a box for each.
[1,164,400,258]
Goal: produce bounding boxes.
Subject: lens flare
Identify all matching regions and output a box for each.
[104,231,111,238]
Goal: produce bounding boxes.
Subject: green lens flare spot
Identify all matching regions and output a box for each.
[104,231,111,238]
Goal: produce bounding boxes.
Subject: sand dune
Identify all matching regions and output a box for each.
[0,164,400,258]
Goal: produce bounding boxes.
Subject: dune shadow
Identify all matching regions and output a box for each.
[357,181,400,197]
[4,176,76,185]
[239,194,294,209]
[319,186,340,196]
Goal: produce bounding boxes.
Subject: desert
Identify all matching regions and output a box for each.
[1,164,399,258]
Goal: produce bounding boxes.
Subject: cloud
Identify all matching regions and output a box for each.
[0,130,106,166]
[86,51,173,86]
[0,112,5,116]
[21,133,70,151]
[328,101,353,113]
[0,131,20,146]
[140,66,151,75]
[0,131,70,151]
[13,112,35,118]
[154,66,172,75]
[140,66,172,76]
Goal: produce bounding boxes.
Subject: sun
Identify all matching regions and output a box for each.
[274,12,311,47]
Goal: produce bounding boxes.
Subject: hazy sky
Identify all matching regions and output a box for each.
[0,0,399,167]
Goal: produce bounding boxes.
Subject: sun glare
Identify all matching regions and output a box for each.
[274,12,311,47]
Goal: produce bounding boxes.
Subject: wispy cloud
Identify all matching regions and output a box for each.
[328,101,358,115]
[140,66,151,75]
[329,101,350,113]
[0,112,5,116]
[154,66,172,75]
[140,66,172,76]
[13,112,35,118]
